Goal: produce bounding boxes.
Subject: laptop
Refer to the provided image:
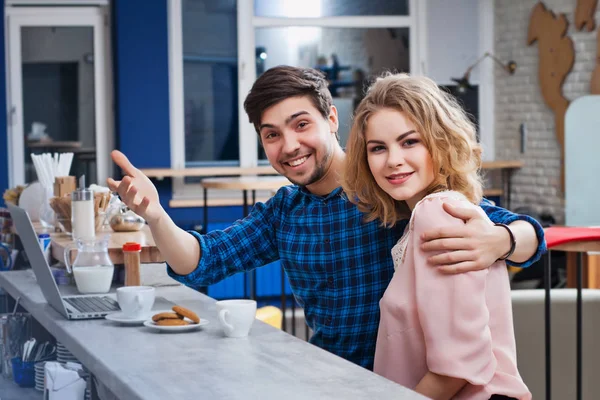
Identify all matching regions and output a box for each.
[7,203,121,319]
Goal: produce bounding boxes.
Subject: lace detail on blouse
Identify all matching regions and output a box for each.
[391,229,410,270]
[391,191,471,269]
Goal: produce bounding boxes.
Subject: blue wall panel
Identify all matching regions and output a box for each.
[0,1,9,204]
[112,0,171,169]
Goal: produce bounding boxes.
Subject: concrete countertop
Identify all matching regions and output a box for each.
[0,270,426,400]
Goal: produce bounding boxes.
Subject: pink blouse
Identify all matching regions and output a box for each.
[373,192,531,400]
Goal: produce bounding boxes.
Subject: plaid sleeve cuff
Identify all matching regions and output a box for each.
[166,230,213,287]
[500,213,547,268]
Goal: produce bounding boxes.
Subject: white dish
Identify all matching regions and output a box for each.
[105,312,150,325]
[143,318,209,333]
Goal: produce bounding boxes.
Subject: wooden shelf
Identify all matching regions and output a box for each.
[483,188,504,197]
[201,176,290,191]
[140,166,278,179]
[170,196,275,208]
[27,140,82,149]
[172,191,504,209]
[481,160,523,170]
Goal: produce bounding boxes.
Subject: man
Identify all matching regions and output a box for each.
[108,66,545,370]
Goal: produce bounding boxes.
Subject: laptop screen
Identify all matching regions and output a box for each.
[7,203,69,317]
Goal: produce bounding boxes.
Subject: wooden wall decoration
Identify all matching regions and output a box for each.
[575,0,598,31]
[527,2,575,191]
[592,28,600,94]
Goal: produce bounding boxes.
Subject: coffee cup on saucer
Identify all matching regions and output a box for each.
[116,286,155,319]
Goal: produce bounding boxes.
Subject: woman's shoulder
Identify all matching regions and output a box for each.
[414,190,476,213]
[410,191,479,230]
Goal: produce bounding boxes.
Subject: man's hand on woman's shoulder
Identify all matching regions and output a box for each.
[419,201,510,274]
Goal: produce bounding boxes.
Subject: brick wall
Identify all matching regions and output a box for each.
[495,0,598,222]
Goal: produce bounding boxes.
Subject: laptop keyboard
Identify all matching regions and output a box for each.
[64,296,120,314]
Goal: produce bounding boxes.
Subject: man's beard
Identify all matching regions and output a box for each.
[287,162,326,187]
[287,151,332,187]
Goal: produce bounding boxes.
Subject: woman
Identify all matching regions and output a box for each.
[342,73,530,400]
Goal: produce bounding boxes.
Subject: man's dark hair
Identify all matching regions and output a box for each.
[244,65,333,134]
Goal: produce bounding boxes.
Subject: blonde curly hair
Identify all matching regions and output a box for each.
[342,73,483,227]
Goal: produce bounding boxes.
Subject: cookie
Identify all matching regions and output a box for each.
[152,312,182,322]
[156,318,189,326]
[172,305,200,324]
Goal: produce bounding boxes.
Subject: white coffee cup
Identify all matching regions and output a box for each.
[116,286,155,319]
[216,299,257,338]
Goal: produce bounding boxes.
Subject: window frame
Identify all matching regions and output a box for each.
[168,0,426,199]
[5,4,113,187]
[478,0,495,161]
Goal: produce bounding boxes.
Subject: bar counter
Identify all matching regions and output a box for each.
[0,270,425,400]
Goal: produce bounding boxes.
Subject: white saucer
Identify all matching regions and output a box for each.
[105,312,150,325]
[143,318,209,333]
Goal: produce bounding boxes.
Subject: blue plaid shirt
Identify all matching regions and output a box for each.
[168,186,546,370]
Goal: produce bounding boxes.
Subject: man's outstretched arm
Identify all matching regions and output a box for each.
[107,150,201,275]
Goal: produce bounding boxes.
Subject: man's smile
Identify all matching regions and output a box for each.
[284,154,311,168]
